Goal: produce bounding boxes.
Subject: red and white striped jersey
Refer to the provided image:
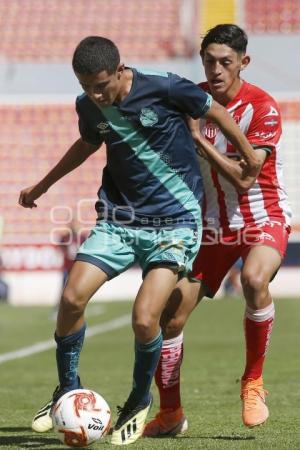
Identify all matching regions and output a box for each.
[199,81,292,232]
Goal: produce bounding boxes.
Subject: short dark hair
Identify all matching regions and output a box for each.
[72,36,120,75]
[200,24,248,56]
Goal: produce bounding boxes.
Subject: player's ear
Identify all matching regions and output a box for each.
[116,63,125,79]
[240,54,250,71]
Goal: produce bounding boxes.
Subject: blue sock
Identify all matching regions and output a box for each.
[129,330,163,406]
[55,324,86,392]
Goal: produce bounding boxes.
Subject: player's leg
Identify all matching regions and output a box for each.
[239,223,290,427]
[32,261,108,433]
[111,226,200,445]
[55,261,108,391]
[32,222,136,433]
[143,278,205,437]
[240,245,281,427]
[144,230,239,437]
[111,266,179,445]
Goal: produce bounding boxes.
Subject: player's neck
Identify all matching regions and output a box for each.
[116,68,134,103]
[213,78,244,106]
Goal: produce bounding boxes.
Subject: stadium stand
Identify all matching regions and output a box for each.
[0,104,104,243]
[245,0,300,33]
[0,0,196,61]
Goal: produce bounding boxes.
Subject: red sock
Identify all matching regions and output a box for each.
[242,302,275,380]
[155,332,183,411]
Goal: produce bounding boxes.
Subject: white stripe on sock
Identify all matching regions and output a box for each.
[162,332,183,349]
[245,302,275,322]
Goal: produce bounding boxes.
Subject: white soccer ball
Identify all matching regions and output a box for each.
[52,389,111,447]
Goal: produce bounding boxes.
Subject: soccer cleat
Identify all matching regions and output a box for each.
[111,394,153,445]
[31,385,73,433]
[143,407,188,437]
[31,399,54,433]
[241,376,269,427]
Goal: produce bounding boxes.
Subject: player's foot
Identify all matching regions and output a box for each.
[241,376,269,427]
[143,407,188,437]
[32,380,82,433]
[31,386,62,432]
[111,394,153,445]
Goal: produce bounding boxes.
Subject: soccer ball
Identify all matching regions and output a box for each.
[52,389,111,447]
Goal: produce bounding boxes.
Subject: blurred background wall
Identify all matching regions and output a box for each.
[0,0,299,304]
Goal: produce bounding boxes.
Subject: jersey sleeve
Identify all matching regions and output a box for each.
[75,97,104,147]
[246,99,282,154]
[168,73,213,118]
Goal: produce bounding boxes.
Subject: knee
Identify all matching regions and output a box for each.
[61,286,87,314]
[133,314,157,342]
[162,316,186,339]
[241,269,269,297]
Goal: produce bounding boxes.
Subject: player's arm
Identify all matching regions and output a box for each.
[195,132,267,194]
[193,100,260,178]
[19,138,99,208]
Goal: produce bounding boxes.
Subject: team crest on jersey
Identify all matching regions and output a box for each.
[140,108,158,127]
[204,122,219,139]
[233,114,241,124]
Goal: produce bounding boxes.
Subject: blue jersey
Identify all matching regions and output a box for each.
[76,68,212,229]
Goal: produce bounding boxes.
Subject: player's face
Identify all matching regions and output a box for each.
[201,43,249,103]
[75,65,124,106]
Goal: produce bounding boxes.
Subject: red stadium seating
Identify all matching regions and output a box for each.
[245,0,300,33]
[0,0,193,62]
[0,104,105,243]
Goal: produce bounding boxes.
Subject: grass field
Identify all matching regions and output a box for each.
[0,297,299,449]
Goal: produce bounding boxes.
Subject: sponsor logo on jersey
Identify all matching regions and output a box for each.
[264,106,279,117]
[97,122,110,134]
[264,119,278,126]
[204,122,219,139]
[140,108,158,127]
[254,131,277,140]
[256,232,276,243]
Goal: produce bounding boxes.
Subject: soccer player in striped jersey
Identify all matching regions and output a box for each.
[144,24,292,437]
[19,36,258,445]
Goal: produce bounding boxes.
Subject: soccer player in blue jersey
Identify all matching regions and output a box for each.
[19,36,258,445]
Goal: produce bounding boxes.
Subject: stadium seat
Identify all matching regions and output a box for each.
[245,0,300,33]
[0,0,192,62]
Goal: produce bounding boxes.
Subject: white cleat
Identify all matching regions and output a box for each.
[31,400,54,433]
[111,395,153,445]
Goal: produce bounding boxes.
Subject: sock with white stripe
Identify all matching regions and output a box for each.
[242,302,275,380]
[155,332,184,411]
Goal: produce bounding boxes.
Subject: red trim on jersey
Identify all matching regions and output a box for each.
[257,149,285,220]
[238,191,256,228]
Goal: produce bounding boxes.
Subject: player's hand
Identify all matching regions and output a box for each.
[193,133,209,159]
[240,157,261,178]
[18,184,45,208]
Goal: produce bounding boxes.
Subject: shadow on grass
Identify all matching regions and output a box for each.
[211,435,256,441]
[177,434,256,441]
[0,427,60,448]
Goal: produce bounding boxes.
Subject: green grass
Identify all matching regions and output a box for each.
[0,297,299,449]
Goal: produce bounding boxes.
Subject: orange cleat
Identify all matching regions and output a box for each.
[241,376,269,427]
[143,407,188,437]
